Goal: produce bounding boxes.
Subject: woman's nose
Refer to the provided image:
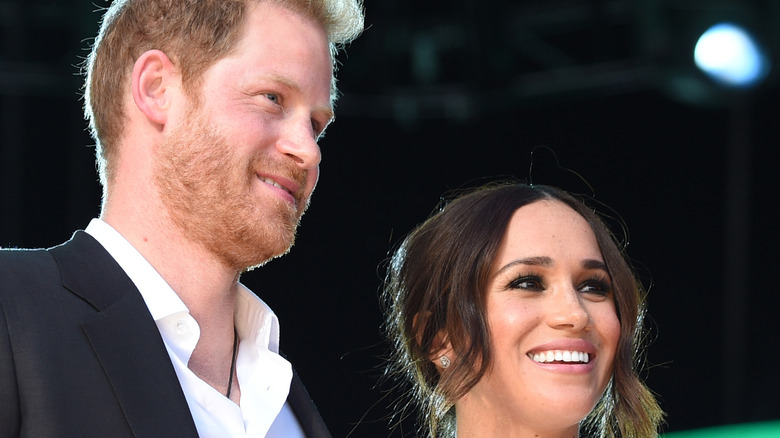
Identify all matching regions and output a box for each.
[545,288,590,331]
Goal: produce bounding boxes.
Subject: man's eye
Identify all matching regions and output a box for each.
[265,93,279,104]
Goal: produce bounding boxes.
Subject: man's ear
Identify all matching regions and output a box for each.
[131,49,177,126]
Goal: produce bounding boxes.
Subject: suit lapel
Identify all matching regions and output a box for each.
[53,232,331,438]
[287,367,333,438]
[51,232,199,438]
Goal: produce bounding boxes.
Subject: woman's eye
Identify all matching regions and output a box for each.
[579,280,611,296]
[508,276,543,291]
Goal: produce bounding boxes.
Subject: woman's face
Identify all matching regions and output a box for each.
[455,200,620,436]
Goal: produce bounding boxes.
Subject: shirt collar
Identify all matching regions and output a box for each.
[85,218,186,321]
[84,218,281,353]
[236,284,281,353]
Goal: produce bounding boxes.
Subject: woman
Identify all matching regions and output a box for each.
[383,182,663,437]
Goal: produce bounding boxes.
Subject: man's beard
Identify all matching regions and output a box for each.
[153,106,311,272]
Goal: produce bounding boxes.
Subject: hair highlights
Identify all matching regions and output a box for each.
[382,182,663,437]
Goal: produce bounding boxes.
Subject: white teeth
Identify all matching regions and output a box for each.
[260,177,289,193]
[531,350,590,364]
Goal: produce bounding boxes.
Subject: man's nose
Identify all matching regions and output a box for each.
[276,120,322,170]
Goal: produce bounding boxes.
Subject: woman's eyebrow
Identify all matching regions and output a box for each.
[495,256,552,275]
[495,257,608,276]
[582,259,608,271]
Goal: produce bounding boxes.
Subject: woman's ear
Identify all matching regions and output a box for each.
[429,330,455,371]
[413,312,456,371]
[412,312,456,372]
[131,49,177,126]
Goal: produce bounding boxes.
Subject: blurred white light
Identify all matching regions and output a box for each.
[694,22,768,88]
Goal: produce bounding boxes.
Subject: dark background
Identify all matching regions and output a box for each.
[2,0,779,436]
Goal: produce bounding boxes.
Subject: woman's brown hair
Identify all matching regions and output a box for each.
[382,181,663,437]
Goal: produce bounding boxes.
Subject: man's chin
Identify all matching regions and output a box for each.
[241,241,294,272]
[236,225,298,272]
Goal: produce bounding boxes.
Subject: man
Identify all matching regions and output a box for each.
[0,0,363,436]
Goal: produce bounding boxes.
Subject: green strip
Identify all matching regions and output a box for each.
[663,421,780,438]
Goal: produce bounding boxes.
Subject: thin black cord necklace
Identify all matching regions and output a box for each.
[226,328,238,399]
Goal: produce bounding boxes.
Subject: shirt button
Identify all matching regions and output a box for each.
[176,321,188,335]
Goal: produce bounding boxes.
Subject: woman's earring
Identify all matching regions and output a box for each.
[440,355,451,369]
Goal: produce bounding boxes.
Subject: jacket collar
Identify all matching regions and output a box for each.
[50,231,199,437]
[51,231,330,437]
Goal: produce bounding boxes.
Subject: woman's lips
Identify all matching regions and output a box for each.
[527,339,596,366]
[529,350,590,364]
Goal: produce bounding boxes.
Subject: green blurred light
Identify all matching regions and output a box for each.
[663,420,780,438]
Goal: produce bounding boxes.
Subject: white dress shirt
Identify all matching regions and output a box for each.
[85,219,305,437]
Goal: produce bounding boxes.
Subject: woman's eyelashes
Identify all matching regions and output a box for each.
[504,272,613,296]
[507,274,544,291]
[578,275,612,297]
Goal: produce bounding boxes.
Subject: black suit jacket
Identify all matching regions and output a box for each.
[0,231,331,438]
